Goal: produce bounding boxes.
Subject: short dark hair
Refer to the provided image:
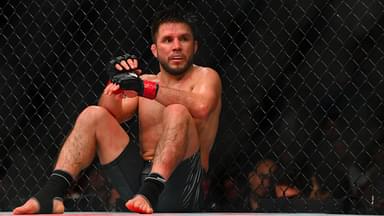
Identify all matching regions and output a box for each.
[151,6,198,42]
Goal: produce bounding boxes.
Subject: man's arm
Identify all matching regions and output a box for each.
[155,67,222,120]
[98,83,139,123]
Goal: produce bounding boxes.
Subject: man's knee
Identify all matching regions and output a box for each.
[77,105,110,124]
[163,104,191,121]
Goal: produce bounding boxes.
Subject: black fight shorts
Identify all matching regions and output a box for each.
[101,141,204,212]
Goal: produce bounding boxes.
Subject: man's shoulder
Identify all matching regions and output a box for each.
[194,65,217,73]
[193,65,220,80]
[192,66,222,92]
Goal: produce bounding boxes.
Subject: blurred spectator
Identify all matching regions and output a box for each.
[349,147,384,213]
[245,159,295,210]
[220,176,244,211]
[206,175,244,211]
[308,176,331,200]
[247,159,278,209]
[245,159,332,211]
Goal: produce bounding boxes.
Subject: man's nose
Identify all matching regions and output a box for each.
[172,39,182,50]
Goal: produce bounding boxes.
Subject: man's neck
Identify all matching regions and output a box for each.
[158,65,196,85]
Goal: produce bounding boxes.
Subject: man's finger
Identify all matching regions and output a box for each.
[114,64,123,71]
[120,60,131,71]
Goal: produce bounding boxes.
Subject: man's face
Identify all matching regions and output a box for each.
[248,160,277,197]
[151,22,197,76]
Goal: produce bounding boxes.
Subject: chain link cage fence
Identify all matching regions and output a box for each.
[1,0,384,214]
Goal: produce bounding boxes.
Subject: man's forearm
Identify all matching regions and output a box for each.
[155,85,211,119]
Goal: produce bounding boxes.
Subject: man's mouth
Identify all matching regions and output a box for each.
[169,55,184,62]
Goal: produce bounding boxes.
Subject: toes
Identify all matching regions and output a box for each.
[53,199,65,213]
[126,196,153,214]
[13,199,39,214]
[13,198,65,215]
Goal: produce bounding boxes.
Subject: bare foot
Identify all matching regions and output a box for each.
[125,195,153,214]
[13,198,64,214]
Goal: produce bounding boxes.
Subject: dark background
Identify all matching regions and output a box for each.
[1,0,384,213]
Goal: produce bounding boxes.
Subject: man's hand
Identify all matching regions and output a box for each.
[108,53,142,78]
[107,54,158,99]
[111,73,158,99]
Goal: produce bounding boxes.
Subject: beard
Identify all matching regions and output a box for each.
[159,55,194,76]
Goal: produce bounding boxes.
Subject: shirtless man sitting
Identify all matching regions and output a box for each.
[13,7,222,214]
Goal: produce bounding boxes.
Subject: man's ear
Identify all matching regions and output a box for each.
[194,40,198,54]
[151,44,158,58]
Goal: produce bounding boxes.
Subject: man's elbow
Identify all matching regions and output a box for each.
[194,103,211,120]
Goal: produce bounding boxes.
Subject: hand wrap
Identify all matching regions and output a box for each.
[108,54,159,99]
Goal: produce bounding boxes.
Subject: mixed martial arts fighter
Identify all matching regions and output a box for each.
[13,7,222,214]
